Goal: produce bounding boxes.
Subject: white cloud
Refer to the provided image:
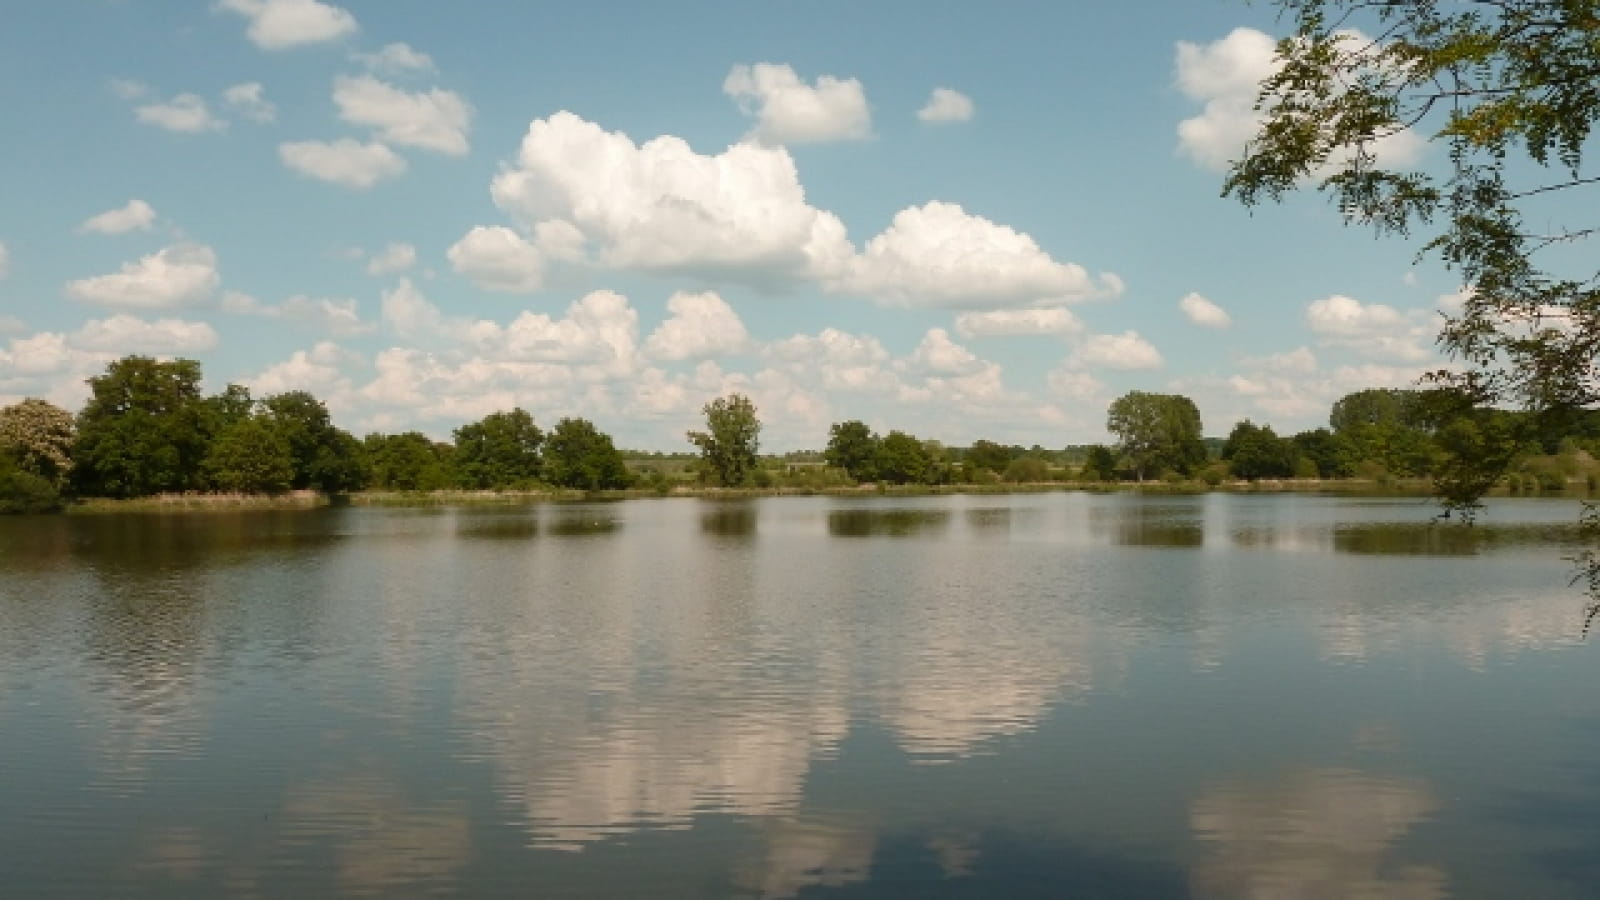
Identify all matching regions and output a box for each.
[900,328,986,377]
[72,314,219,354]
[1305,294,1432,361]
[222,290,373,336]
[219,0,358,51]
[79,199,157,235]
[644,292,751,362]
[1175,27,1424,173]
[838,201,1117,308]
[365,242,416,277]
[222,81,277,123]
[65,243,220,309]
[279,138,406,188]
[380,277,448,340]
[487,111,852,280]
[136,93,226,133]
[332,75,472,155]
[354,42,435,74]
[1047,366,1104,401]
[447,227,545,293]
[247,342,360,397]
[0,241,8,279]
[1179,291,1232,328]
[1244,345,1319,375]
[765,328,894,394]
[917,87,974,123]
[724,63,871,144]
[955,307,1082,338]
[1076,331,1163,370]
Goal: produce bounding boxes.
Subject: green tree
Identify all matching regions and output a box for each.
[260,391,364,492]
[545,417,632,490]
[1106,391,1206,480]
[0,398,75,488]
[1082,444,1118,481]
[203,415,294,494]
[365,432,454,490]
[1291,428,1352,478]
[206,384,255,433]
[73,356,212,498]
[964,439,1014,475]
[687,393,760,487]
[825,420,880,482]
[0,454,63,514]
[875,430,931,485]
[453,407,544,489]
[1225,0,1600,513]
[1222,420,1296,481]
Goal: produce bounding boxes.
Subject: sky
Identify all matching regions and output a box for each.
[0,0,1474,451]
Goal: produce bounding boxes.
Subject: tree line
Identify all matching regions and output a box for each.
[5,355,1598,512]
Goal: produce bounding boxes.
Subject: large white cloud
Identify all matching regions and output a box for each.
[136,93,225,133]
[488,111,852,279]
[219,0,358,50]
[247,342,360,399]
[838,201,1118,308]
[1305,294,1432,361]
[917,88,974,124]
[79,199,157,235]
[279,138,406,188]
[333,75,471,155]
[1179,291,1232,328]
[955,307,1083,338]
[644,292,751,362]
[72,314,219,354]
[65,243,220,309]
[1175,27,1424,173]
[1075,331,1163,370]
[724,63,870,145]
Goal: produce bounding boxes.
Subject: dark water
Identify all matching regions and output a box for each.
[1,493,1597,898]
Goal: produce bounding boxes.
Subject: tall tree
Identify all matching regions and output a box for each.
[1225,0,1600,513]
[0,398,75,488]
[204,415,294,494]
[73,356,212,498]
[687,393,761,487]
[364,432,454,491]
[825,419,880,482]
[1222,420,1296,480]
[544,417,631,490]
[453,408,544,489]
[260,390,364,492]
[875,430,931,485]
[1106,391,1207,480]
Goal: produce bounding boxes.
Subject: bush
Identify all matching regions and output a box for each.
[0,465,63,514]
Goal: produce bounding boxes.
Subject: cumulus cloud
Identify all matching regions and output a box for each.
[222,290,373,336]
[136,93,226,133]
[1076,331,1163,370]
[1175,27,1424,173]
[72,314,219,353]
[765,328,894,395]
[1305,294,1433,361]
[724,63,871,144]
[917,88,974,123]
[644,292,751,362]
[65,243,220,309]
[487,111,852,280]
[379,277,449,340]
[279,138,406,188]
[447,227,545,293]
[333,75,472,155]
[365,242,416,276]
[219,0,358,50]
[79,199,157,235]
[900,328,987,377]
[353,41,435,75]
[1179,291,1232,328]
[955,307,1082,338]
[222,82,277,123]
[247,341,360,397]
[838,201,1119,308]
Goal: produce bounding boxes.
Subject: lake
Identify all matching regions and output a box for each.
[1,492,1597,898]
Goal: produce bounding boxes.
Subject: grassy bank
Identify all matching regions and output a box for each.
[69,490,329,514]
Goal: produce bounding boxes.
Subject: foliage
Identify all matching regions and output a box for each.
[1106,391,1207,479]
[1222,420,1297,480]
[260,391,366,493]
[364,432,454,490]
[0,452,63,514]
[0,398,75,487]
[1226,0,1600,509]
[203,415,294,494]
[72,356,212,498]
[1291,427,1352,478]
[965,439,1015,474]
[825,419,881,482]
[1081,444,1118,481]
[687,393,761,487]
[1002,455,1050,483]
[545,417,632,490]
[875,430,931,485]
[453,407,544,489]
[206,384,255,432]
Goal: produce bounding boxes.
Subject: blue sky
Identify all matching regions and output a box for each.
[0,0,1467,450]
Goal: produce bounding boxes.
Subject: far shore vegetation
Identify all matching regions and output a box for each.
[4,354,1600,515]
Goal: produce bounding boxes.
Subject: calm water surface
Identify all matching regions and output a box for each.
[1,493,1597,898]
